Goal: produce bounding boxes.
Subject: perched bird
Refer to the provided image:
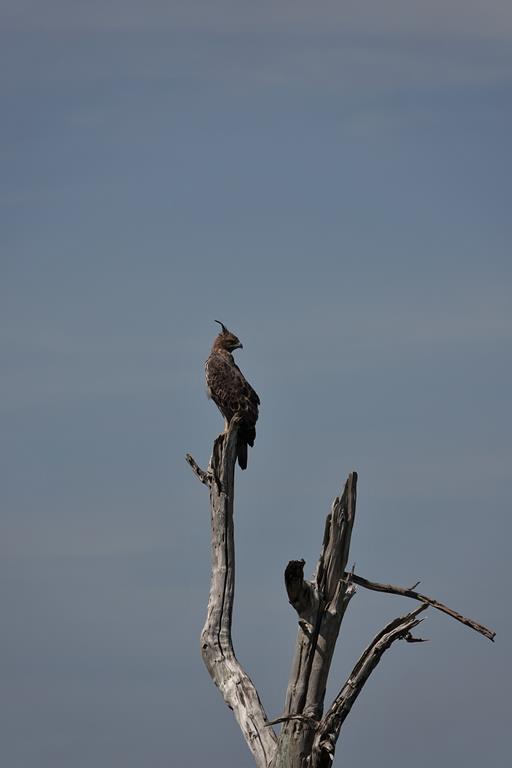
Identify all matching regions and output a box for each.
[205,321,260,470]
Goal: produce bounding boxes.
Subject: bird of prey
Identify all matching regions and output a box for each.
[205,321,260,470]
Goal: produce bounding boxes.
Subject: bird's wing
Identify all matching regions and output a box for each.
[233,362,260,407]
[206,354,259,424]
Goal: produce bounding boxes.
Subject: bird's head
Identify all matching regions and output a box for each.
[213,320,243,352]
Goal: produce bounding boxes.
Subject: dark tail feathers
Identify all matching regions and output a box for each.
[237,441,248,470]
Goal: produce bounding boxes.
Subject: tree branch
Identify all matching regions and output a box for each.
[349,572,495,642]
[193,418,277,768]
[185,453,209,485]
[310,604,428,768]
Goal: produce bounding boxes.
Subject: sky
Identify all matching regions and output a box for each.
[1,2,511,766]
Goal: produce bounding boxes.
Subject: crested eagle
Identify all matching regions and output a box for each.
[205,321,260,470]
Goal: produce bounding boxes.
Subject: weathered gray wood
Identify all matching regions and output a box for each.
[188,418,277,768]
[272,474,358,768]
[348,572,495,641]
[187,429,495,768]
[310,604,428,768]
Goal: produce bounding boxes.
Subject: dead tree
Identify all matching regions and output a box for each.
[186,418,494,768]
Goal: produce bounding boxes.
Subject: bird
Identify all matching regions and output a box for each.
[205,321,260,470]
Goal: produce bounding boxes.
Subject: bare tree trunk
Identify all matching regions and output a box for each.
[186,419,494,768]
[271,474,357,768]
[188,418,276,768]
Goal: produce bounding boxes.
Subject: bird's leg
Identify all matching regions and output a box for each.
[224,418,229,433]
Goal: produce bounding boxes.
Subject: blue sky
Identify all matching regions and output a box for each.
[1,3,511,766]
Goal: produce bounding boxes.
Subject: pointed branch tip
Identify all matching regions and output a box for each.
[185,453,210,485]
[405,633,429,643]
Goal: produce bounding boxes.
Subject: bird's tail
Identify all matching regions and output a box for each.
[237,441,248,470]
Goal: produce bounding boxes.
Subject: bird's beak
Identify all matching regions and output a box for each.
[236,343,243,350]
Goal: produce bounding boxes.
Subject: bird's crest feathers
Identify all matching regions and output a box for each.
[212,320,243,352]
